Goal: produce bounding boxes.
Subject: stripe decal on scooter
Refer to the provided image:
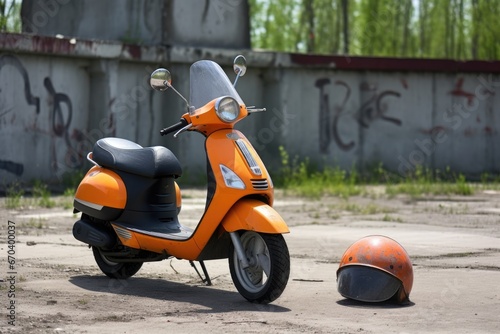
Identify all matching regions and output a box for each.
[74,198,104,211]
[235,139,262,175]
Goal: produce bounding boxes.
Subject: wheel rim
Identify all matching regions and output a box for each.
[233,232,271,293]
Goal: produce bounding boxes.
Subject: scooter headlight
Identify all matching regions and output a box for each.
[215,96,240,123]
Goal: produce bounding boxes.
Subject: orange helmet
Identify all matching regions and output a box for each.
[336,235,413,303]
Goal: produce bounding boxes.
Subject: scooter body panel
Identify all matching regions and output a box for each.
[74,166,126,220]
[204,129,274,198]
[221,199,289,234]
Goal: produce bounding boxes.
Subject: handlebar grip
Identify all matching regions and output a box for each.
[160,118,188,136]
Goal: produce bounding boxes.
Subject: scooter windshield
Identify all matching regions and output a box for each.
[189,60,244,110]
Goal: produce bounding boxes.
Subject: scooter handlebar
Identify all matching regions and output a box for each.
[160,118,188,136]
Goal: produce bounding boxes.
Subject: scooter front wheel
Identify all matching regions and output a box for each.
[92,246,143,279]
[229,231,290,304]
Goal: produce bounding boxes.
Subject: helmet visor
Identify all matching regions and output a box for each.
[337,266,402,302]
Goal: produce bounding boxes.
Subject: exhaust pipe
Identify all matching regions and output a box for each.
[73,219,116,248]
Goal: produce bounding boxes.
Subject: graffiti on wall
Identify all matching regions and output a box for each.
[316,78,403,154]
[446,76,497,137]
[0,54,84,178]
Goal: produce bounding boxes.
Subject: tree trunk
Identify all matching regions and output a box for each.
[401,0,412,56]
[304,0,315,53]
[341,0,349,54]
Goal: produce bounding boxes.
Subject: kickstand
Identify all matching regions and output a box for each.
[189,260,212,286]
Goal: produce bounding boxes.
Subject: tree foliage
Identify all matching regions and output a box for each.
[249,0,500,60]
[0,0,21,32]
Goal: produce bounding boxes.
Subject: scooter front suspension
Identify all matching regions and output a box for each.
[229,232,250,269]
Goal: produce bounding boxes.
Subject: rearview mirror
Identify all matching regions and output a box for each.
[150,68,172,91]
[233,55,247,88]
[233,55,247,77]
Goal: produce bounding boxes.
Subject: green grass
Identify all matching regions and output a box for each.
[4,180,67,209]
[32,180,56,208]
[1,149,495,207]
[277,146,362,199]
[5,182,24,209]
[382,214,404,223]
[334,202,394,215]
[276,147,477,199]
[61,188,76,209]
[26,218,46,229]
[385,167,473,198]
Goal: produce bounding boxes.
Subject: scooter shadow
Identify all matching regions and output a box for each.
[69,275,291,313]
[336,298,415,309]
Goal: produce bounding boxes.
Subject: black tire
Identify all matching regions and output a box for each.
[229,232,290,304]
[92,246,143,279]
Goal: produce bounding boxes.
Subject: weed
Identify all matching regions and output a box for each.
[382,214,403,223]
[61,188,76,209]
[62,170,86,190]
[335,202,393,215]
[277,146,361,198]
[276,146,482,199]
[386,168,473,198]
[309,211,321,219]
[22,218,46,229]
[33,180,55,208]
[63,188,75,197]
[5,182,24,209]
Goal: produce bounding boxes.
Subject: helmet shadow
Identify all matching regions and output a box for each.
[336,298,415,309]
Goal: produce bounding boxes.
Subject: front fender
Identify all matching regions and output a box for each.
[221,199,289,234]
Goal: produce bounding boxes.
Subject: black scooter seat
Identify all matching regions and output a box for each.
[92,137,182,178]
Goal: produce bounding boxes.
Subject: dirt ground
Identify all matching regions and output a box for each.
[0,188,499,333]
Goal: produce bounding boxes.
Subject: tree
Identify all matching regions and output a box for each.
[248,0,500,60]
[0,0,21,32]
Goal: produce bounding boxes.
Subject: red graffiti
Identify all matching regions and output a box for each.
[484,126,497,135]
[449,77,475,106]
[400,78,409,89]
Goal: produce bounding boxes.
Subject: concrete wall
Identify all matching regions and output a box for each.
[0,33,499,187]
[280,68,500,177]
[20,0,250,48]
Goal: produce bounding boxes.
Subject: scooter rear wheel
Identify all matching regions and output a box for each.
[92,246,143,279]
[229,231,290,304]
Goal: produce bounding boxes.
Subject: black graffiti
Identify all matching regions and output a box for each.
[316,78,331,153]
[0,54,40,114]
[44,77,72,138]
[316,79,355,153]
[0,54,43,175]
[0,54,82,176]
[358,90,402,128]
[0,160,24,177]
[316,78,402,153]
[332,80,356,151]
[44,77,83,169]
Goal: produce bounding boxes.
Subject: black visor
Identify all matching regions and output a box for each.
[337,266,402,302]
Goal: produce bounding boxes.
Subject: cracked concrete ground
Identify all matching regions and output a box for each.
[0,188,499,333]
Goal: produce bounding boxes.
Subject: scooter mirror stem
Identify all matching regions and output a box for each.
[233,72,242,88]
[166,81,191,112]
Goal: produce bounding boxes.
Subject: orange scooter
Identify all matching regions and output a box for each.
[72,56,290,303]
